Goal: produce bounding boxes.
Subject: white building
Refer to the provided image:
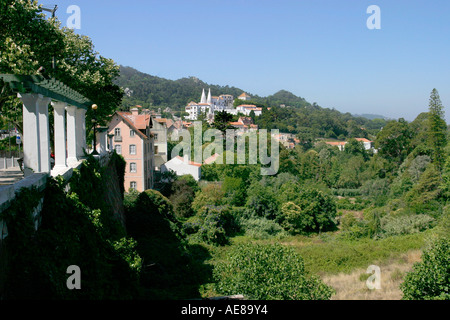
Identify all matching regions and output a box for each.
[238,92,251,101]
[324,138,374,152]
[150,118,169,171]
[185,89,215,120]
[235,104,262,116]
[160,155,202,181]
[185,89,236,121]
[185,90,264,120]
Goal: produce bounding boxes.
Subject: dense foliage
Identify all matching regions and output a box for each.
[401,238,449,300]
[1,154,141,299]
[213,243,334,300]
[1,2,449,301]
[124,187,213,299]
[0,0,123,132]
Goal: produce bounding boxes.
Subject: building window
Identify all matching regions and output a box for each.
[130,129,135,137]
[130,181,137,190]
[153,133,158,141]
[115,145,122,154]
[154,146,159,154]
[130,144,136,155]
[114,128,122,142]
[130,162,137,173]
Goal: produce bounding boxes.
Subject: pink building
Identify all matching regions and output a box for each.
[108,108,154,192]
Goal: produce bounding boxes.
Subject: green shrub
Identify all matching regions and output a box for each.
[336,197,370,210]
[182,215,203,235]
[197,213,228,246]
[276,184,337,233]
[339,213,370,240]
[360,178,389,198]
[401,238,449,300]
[192,184,225,214]
[169,175,198,218]
[245,182,279,220]
[296,188,337,232]
[404,164,442,209]
[123,188,140,212]
[126,189,180,240]
[435,207,450,238]
[213,243,334,300]
[332,188,361,197]
[222,176,246,206]
[379,214,436,238]
[279,202,307,234]
[192,206,239,246]
[125,188,207,299]
[239,216,287,240]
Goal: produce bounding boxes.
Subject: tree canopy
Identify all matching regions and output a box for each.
[0,0,123,132]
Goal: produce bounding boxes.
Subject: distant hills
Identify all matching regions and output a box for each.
[116,66,250,110]
[115,66,311,111]
[115,66,388,138]
[353,113,390,120]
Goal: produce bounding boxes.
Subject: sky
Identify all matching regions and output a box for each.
[42,0,450,122]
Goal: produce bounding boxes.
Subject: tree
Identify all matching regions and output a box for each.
[222,176,246,206]
[375,118,414,165]
[276,182,337,233]
[0,1,123,133]
[344,138,368,160]
[296,188,337,232]
[213,243,334,300]
[245,180,279,220]
[279,202,308,234]
[401,238,449,300]
[404,163,442,211]
[427,89,447,169]
[169,176,198,218]
[211,110,233,135]
[193,205,238,246]
[191,184,225,214]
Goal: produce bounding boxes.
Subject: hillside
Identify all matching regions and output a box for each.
[115,66,252,110]
[116,66,314,110]
[353,113,390,120]
[115,66,387,138]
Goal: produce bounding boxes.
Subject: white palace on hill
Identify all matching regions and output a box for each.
[185,89,262,121]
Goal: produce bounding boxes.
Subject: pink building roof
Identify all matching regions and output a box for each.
[116,111,151,139]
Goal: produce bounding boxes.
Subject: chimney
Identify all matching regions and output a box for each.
[131,108,139,116]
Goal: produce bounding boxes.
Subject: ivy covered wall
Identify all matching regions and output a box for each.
[0,152,142,299]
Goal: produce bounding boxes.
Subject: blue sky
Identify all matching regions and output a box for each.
[42,0,450,122]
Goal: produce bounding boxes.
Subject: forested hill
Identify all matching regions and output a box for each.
[115,65,387,139]
[115,66,312,110]
[115,65,250,110]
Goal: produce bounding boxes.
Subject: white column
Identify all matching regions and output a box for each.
[19,93,41,176]
[37,96,52,173]
[76,108,87,159]
[52,101,67,169]
[66,105,78,165]
[96,129,107,155]
[107,134,113,151]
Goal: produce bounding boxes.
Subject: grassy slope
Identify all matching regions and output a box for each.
[198,230,431,299]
